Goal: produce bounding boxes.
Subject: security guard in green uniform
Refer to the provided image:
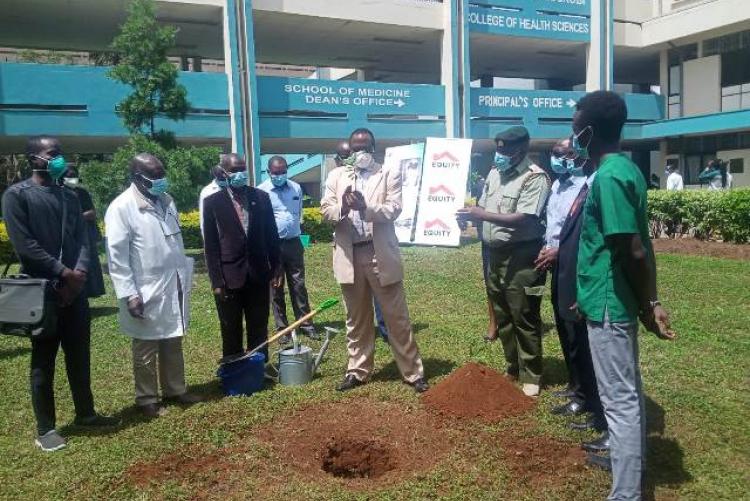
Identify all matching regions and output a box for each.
[458,126,551,397]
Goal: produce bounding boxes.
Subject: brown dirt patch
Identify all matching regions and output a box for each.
[501,434,587,488]
[421,362,536,422]
[256,399,457,488]
[653,237,749,260]
[125,447,238,497]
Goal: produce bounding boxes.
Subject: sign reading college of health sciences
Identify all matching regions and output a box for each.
[383,144,426,244]
[469,0,590,42]
[413,138,473,247]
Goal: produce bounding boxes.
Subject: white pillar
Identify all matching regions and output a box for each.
[441,0,459,138]
[586,0,613,92]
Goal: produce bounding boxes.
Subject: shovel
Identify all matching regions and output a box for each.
[247,298,339,357]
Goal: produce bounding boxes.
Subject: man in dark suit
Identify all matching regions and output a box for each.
[551,141,608,461]
[202,154,281,361]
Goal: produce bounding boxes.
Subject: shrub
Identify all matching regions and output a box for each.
[647,188,750,244]
[179,210,203,249]
[302,207,334,243]
[79,135,220,213]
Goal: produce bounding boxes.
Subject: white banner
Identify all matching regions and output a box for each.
[413,138,473,247]
[383,143,425,244]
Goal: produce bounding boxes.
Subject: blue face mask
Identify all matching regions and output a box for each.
[494,152,513,172]
[216,178,229,188]
[550,156,569,174]
[140,174,169,196]
[270,174,287,187]
[571,126,592,161]
[229,170,248,188]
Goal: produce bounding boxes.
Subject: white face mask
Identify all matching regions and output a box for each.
[353,151,374,170]
[63,177,80,188]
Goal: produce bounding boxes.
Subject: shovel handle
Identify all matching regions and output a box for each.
[247,308,320,358]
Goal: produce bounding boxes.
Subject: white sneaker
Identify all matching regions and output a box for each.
[35,430,67,452]
[522,383,540,397]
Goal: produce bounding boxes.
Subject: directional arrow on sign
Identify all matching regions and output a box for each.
[394,99,405,108]
[566,98,577,108]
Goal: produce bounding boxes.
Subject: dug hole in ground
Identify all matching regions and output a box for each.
[126,362,588,497]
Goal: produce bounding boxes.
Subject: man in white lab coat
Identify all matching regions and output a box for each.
[105,153,200,418]
[665,165,684,191]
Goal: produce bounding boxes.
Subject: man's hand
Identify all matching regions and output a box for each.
[349,191,367,211]
[569,302,583,322]
[456,206,488,222]
[341,185,353,216]
[213,287,229,301]
[640,304,676,341]
[127,296,145,319]
[534,247,559,271]
[271,269,284,289]
[62,268,87,290]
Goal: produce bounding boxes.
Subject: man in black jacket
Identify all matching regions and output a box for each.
[202,154,281,361]
[2,136,117,452]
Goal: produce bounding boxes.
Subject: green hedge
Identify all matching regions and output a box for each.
[647,188,750,243]
[5,189,744,263]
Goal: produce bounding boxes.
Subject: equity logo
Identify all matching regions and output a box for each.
[423,218,452,238]
[427,184,457,203]
[431,151,461,169]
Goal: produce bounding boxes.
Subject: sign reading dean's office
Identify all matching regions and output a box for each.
[468,0,590,42]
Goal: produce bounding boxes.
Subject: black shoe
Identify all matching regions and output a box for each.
[582,432,610,452]
[73,413,121,427]
[551,400,586,416]
[139,403,167,419]
[569,419,599,431]
[586,452,612,471]
[410,378,430,393]
[552,388,576,399]
[336,375,365,392]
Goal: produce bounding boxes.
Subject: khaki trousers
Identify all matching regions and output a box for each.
[340,243,424,384]
[131,337,187,406]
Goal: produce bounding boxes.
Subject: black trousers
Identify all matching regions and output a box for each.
[271,237,314,334]
[215,279,270,360]
[31,295,95,435]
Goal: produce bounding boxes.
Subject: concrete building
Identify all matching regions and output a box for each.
[0,0,748,187]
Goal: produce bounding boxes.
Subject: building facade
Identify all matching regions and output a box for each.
[0,0,748,186]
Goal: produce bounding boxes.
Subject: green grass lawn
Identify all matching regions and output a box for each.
[0,242,747,500]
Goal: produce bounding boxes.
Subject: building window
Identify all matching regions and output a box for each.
[729,158,744,175]
[703,30,749,57]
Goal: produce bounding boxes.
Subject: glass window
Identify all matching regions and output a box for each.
[669,66,681,96]
[728,158,744,174]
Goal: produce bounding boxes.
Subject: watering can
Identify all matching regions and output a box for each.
[278,327,340,386]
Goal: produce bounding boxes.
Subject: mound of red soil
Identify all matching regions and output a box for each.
[321,438,394,479]
[421,362,535,422]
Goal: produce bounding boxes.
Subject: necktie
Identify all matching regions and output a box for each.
[567,183,590,219]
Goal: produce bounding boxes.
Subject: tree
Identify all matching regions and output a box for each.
[108,0,190,146]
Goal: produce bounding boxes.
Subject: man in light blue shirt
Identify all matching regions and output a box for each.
[258,156,317,339]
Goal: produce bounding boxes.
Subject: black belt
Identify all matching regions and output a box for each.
[352,240,374,248]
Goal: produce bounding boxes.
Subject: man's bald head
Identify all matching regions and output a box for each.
[219,153,246,174]
[335,141,352,167]
[129,153,164,179]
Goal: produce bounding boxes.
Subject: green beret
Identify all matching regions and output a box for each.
[495,126,530,148]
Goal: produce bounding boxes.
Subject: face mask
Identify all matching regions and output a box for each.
[216,178,229,189]
[229,170,248,188]
[139,174,169,196]
[494,152,512,173]
[550,156,569,175]
[63,177,80,188]
[571,126,592,161]
[353,151,374,170]
[34,155,67,180]
[270,174,287,187]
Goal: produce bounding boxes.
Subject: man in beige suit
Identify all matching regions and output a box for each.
[321,129,428,393]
